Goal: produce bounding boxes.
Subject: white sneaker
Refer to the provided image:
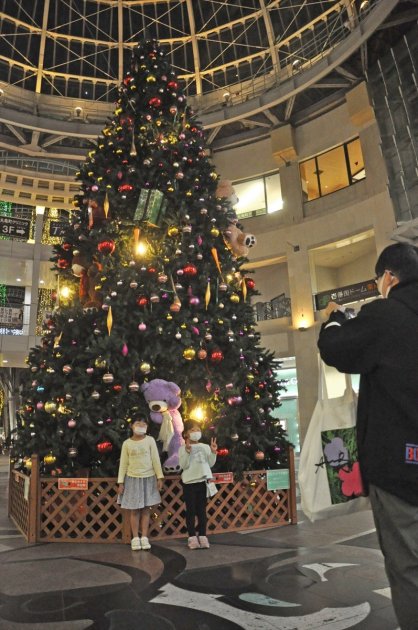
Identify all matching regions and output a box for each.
[131,537,141,550]
[140,536,151,550]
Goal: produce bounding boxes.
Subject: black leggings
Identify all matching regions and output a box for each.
[182,481,207,536]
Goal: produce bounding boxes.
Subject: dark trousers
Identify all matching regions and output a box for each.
[369,483,418,630]
[182,481,207,537]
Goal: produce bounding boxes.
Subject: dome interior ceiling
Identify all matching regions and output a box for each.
[0,0,416,157]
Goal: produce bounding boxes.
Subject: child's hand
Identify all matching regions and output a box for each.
[210,437,218,454]
[157,479,163,492]
[118,483,124,495]
[185,437,192,454]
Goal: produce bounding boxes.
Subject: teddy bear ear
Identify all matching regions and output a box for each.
[167,381,181,395]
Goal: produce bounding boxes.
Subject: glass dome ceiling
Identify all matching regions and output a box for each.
[0,0,412,157]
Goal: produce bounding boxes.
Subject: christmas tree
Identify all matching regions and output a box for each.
[14,39,289,477]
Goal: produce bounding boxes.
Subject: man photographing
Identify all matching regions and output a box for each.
[318,242,418,630]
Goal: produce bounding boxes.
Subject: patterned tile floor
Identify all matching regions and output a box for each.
[0,455,399,629]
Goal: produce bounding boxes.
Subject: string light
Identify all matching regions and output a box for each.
[135,240,148,257]
[189,405,206,422]
[36,288,56,335]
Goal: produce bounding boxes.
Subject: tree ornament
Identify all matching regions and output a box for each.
[255,450,265,461]
[130,281,138,289]
[230,293,240,303]
[95,357,107,369]
[217,448,229,457]
[68,447,78,458]
[57,258,70,269]
[43,453,56,465]
[113,384,122,393]
[170,297,182,312]
[245,277,255,290]
[146,75,156,83]
[158,273,168,284]
[128,381,140,392]
[97,239,115,255]
[227,396,242,406]
[44,401,57,413]
[210,227,220,237]
[149,96,162,107]
[183,263,197,276]
[138,322,147,331]
[197,348,207,360]
[97,440,113,453]
[231,433,239,441]
[68,419,76,428]
[91,390,100,400]
[183,347,196,361]
[210,349,224,363]
[36,402,44,410]
[136,296,149,307]
[139,362,151,374]
[107,306,113,335]
[103,372,114,384]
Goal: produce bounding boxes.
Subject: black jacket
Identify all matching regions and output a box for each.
[318,281,418,505]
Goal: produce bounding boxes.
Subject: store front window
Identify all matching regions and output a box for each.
[273,363,300,453]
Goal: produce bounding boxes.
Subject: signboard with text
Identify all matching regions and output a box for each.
[212,472,234,484]
[49,221,68,237]
[58,478,89,491]
[0,306,24,329]
[0,216,30,240]
[267,469,290,491]
[314,279,378,310]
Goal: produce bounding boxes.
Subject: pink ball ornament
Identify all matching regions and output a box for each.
[36,402,44,410]
[122,343,129,356]
[68,419,76,429]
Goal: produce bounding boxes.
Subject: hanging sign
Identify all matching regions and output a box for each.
[58,478,89,490]
[212,472,234,484]
[267,468,290,491]
[0,306,24,329]
[0,216,30,240]
[314,279,378,310]
[49,221,68,237]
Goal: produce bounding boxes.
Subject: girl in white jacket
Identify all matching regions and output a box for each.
[179,420,217,549]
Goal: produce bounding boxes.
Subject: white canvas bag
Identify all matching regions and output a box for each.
[299,360,370,522]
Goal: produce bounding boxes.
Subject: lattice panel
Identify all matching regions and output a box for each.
[149,471,291,540]
[39,479,126,543]
[35,471,293,543]
[9,471,30,539]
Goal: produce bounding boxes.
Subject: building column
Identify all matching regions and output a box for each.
[271,124,304,224]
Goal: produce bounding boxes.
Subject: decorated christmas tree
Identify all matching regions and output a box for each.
[13,39,289,477]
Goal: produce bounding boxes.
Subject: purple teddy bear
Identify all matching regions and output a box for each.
[140,378,184,472]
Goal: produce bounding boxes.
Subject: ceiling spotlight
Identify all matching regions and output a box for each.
[16,277,22,282]
[2,359,8,364]
[74,106,83,117]
[292,59,302,70]
[0,88,4,96]
[39,279,45,284]
[359,0,369,10]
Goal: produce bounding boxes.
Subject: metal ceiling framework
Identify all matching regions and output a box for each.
[0,0,402,163]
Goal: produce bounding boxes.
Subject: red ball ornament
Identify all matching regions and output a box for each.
[97,239,115,255]
[149,97,162,108]
[168,80,178,90]
[217,448,229,457]
[136,296,149,307]
[183,264,198,276]
[118,183,134,192]
[255,450,265,461]
[210,349,224,363]
[97,440,113,454]
[62,243,72,251]
[113,384,123,392]
[197,349,207,360]
[245,278,256,290]
[57,258,69,269]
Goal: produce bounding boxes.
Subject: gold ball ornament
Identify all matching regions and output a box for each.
[44,401,57,413]
[95,357,107,369]
[230,293,240,303]
[183,347,196,361]
[139,362,151,374]
[44,453,57,465]
[210,227,220,237]
[246,374,255,383]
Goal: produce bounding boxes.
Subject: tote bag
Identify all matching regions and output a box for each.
[298,361,370,522]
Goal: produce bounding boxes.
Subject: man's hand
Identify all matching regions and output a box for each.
[324,301,340,318]
[210,437,218,454]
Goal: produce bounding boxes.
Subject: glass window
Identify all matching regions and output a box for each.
[265,172,283,213]
[347,138,365,182]
[300,137,366,201]
[317,145,349,196]
[300,158,320,201]
[234,178,265,217]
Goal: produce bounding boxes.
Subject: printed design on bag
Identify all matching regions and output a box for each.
[318,429,364,504]
[405,443,418,465]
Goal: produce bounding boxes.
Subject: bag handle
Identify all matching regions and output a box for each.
[318,356,354,402]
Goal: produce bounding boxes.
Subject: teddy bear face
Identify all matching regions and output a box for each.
[141,379,181,410]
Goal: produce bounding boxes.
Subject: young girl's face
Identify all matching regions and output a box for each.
[132,420,147,436]
[186,425,201,442]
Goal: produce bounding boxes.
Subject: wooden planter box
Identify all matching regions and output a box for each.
[8,448,297,544]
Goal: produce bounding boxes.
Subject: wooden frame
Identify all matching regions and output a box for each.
[8,448,297,544]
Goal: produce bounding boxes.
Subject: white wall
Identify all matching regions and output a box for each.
[252,262,290,302]
[315,266,338,292]
[337,251,376,286]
